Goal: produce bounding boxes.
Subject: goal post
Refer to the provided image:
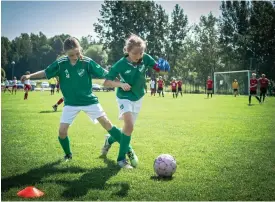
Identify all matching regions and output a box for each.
[214,70,253,95]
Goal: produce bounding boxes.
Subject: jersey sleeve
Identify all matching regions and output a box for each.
[88,59,108,79]
[45,61,60,79]
[105,62,120,81]
[144,53,157,69]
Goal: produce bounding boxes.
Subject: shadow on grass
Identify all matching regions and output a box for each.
[1,160,87,192]
[150,175,174,181]
[46,157,129,199]
[2,158,129,199]
[39,110,60,113]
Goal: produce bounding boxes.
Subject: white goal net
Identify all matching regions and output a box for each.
[214,70,253,95]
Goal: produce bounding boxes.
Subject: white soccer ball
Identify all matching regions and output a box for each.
[154,154,177,177]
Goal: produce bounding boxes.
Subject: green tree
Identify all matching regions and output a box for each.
[167,4,189,71]
[94,1,169,64]
[1,37,11,68]
[84,44,108,66]
[80,36,90,51]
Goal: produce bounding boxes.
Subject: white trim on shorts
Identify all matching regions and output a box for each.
[60,104,106,125]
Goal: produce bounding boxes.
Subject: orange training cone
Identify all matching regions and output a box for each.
[17,186,44,198]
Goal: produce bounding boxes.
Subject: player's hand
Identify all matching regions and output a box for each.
[21,75,30,82]
[120,83,131,91]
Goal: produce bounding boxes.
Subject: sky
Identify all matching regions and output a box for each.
[1,1,221,40]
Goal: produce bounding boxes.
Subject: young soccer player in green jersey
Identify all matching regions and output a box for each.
[102,34,161,169]
[21,37,135,162]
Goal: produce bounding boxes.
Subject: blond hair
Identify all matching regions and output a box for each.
[123,34,146,53]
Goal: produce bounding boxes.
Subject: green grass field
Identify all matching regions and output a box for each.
[1,91,275,200]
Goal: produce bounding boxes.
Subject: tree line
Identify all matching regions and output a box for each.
[2,1,275,86]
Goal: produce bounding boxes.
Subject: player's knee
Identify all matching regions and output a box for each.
[97,116,112,131]
[59,125,69,139]
[123,124,134,135]
[123,119,134,135]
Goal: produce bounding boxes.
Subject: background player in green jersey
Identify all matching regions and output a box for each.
[103,34,161,168]
[21,37,134,162]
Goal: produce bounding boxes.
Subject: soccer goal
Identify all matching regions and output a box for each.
[214,70,253,95]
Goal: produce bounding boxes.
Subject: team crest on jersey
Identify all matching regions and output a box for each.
[64,69,70,78]
[125,70,131,74]
[120,104,124,110]
[77,69,85,77]
[139,65,145,73]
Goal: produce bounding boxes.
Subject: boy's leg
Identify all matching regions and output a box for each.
[24,89,28,100]
[255,95,261,102]
[116,99,141,168]
[53,97,64,111]
[83,103,132,153]
[260,89,263,102]
[59,106,79,161]
[58,123,72,161]
[263,89,267,102]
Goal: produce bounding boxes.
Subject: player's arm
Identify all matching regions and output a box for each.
[250,81,257,88]
[103,63,131,91]
[144,53,160,72]
[21,61,59,82]
[21,70,45,82]
[88,59,108,79]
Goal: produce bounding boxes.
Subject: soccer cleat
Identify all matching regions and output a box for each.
[117,159,133,169]
[101,134,112,156]
[127,149,138,168]
[64,153,72,162]
[52,104,58,112]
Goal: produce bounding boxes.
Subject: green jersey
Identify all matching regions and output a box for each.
[45,56,108,106]
[105,53,156,101]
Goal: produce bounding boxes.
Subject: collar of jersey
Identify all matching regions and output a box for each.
[124,55,143,67]
[67,56,80,66]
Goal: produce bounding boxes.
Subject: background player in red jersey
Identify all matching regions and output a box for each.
[206,76,213,98]
[52,97,64,112]
[249,73,261,105]
[176,77,183,98]
[56,77,60,93]
[157,76,164,97]
[258,74,269,103]
[171,77,177,98]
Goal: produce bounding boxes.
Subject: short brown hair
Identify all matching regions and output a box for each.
[64,37,82,52]
[25,71,30,75]
[124,34,146,53]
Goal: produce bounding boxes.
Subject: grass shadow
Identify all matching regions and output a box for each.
[45,158,129,200]
[1,160,87,192]
[150,175,174,181]
[39,110,60,113]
